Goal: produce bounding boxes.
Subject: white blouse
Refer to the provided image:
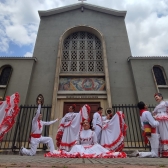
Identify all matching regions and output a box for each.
[77,129,97,146]
[153,101,168,120]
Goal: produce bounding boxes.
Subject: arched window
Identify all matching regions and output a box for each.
[0,66,12,86]
[61,31,103,73]
[153,66,167,85]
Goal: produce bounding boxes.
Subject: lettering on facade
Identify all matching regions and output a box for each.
[66,96,98,99]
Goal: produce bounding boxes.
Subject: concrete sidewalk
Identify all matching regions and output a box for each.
[0,154,168,168]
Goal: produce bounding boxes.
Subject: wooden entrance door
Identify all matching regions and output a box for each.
[63,102,100,120]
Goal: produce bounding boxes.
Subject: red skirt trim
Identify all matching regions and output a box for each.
[0,93,20,141]
[162,151,168,158]
[102,111,127,151]
[160,140,168,145]
[155,116,168,121]
[44,150,127,158]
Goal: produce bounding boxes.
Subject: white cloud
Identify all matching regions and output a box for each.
[0,37,9,53]
[6,25,33,45]
[0,0,168,56]
[0,26,9,53]
[124,0,168,56]
[24,52,33,57]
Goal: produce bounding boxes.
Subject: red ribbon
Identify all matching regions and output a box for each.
[38,120,42,129]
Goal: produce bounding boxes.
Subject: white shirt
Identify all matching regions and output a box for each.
[140,110,159,130]
[92,112,102,129]
[31,104,58,134]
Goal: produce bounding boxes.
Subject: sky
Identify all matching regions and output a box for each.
[0,0,168,57]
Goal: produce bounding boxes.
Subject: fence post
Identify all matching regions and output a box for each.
[12,105,22,152]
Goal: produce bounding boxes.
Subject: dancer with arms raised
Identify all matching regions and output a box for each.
[56,104,90,152]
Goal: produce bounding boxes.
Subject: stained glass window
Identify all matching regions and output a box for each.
[61,31,103,73]
[0,66,12,85]
[153,66,166,85]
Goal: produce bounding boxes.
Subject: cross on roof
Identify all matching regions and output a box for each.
[78,0,87,3]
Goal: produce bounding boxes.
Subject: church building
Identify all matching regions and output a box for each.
[0,3,168,138]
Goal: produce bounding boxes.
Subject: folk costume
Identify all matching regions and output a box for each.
[153,100,168,157]
[20,104,58,156]
[100,111,127,152]
[92,111,103,143]
[138,109,159,157]
[56,104,90,152]
[45,124,126,158]
[0,93,20,141]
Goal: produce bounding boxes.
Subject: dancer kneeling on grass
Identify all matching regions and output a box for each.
[45,119,126,158]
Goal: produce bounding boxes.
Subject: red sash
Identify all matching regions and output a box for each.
[31,134,41,138]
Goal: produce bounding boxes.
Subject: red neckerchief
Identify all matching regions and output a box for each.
[38,120,42,129]
[140,109,146,116]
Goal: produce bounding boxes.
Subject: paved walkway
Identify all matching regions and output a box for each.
[0,154,168,168]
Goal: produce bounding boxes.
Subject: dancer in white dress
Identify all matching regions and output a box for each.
[0,93,20,141]
[153,93,168,157]
[130,101,160,158]
[56,104,90,152]
[45,119,127,158]
[67,119,108,157]
[100,111,127,152]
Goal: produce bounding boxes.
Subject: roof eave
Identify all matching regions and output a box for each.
[127,56,168,62]
[0,57,37,61]
[38,3,126,18]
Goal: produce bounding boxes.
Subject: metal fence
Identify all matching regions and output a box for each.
[112,104,155,149]
[0,105,52,151]
[0,104,155,151]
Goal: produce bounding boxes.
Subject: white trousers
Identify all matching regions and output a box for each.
[95,125,102,144]
[21,136,55,156]
[139,133,160,158]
